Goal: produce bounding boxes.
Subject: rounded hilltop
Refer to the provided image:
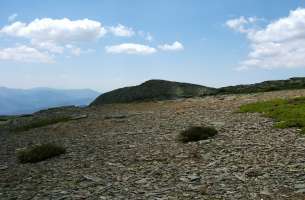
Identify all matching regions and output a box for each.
[90,79,216,105]
[91,77,305,106]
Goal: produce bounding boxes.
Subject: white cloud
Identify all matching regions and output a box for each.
[138,31,153,42]
[108,24,134,37]
[31,41,64,54]
[69,46,81,56]
[0,18,106,44]
[226,16,259,33]
[158,41,184,51]
[65,44,94,56]
[0,17,163,60]
[227,8,305,69]
[0,18,106,59]
[105,43,156,55]
[226,16,248,32]
[249,8,305,43]
[0,45,53,63]
[8,13,18,22]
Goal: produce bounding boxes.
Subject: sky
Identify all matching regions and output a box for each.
[1,0,305,92]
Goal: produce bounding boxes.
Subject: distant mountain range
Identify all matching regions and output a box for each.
[0,87,100,115]
[91,77,305,105]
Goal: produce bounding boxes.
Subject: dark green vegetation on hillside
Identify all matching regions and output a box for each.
[91,77,305,105]
[17,143,66,163]
[0,114,33,122]
[91,79,216,105]
[0,116,16,121]
[217,77,305,94]
[239,96,305,133]
[178,126,218,143]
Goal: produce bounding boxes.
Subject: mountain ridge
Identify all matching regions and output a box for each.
[91,77,305,105]
[91,79,216,105]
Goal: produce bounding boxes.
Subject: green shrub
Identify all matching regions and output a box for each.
[178,126,218,143]
[17,143,66,163]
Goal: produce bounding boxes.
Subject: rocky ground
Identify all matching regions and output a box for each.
[2,89,305,200]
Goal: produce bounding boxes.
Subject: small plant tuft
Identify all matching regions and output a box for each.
[17,143,66,163]
[178,126,218,143]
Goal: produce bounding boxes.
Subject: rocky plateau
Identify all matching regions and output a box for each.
[2,89,305,199]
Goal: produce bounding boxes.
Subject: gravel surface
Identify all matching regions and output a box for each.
[2,89,305,200]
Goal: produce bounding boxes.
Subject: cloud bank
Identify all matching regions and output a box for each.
[227,8,305,70]
[1,18,106,44]
[0,17,184,62]
[0,18,107,62]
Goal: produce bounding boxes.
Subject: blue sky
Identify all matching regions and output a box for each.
[1,0,305,92]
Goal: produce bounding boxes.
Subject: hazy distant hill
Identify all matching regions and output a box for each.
[0,87,100,115]
[91,79,216,105]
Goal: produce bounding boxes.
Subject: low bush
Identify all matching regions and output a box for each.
[178,126,218,143]
[17,143,66,163]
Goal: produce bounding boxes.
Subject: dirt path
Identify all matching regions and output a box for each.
[2,89,305,200]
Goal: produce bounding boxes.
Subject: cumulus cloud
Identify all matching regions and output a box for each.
[227,8,305,69]
[108,24,134,37]
[0,45,53,63]
[0,17,181,61]
[0,18,107,61]
[105,43,156,55]
[0,18,106,44]
[158,41,184,51]
[8,13,18,22]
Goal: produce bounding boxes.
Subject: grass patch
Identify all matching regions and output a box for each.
[239,96,305,133]
[17,143,66,163]
[0,116,16,121]
[0,114,33,122]
[178,126,218,143]
[13,116,71,132]
[0,117,9,122]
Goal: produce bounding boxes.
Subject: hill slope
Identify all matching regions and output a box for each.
[0,87,100,115]
[92,77,305,106]
[91,79,216,105]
